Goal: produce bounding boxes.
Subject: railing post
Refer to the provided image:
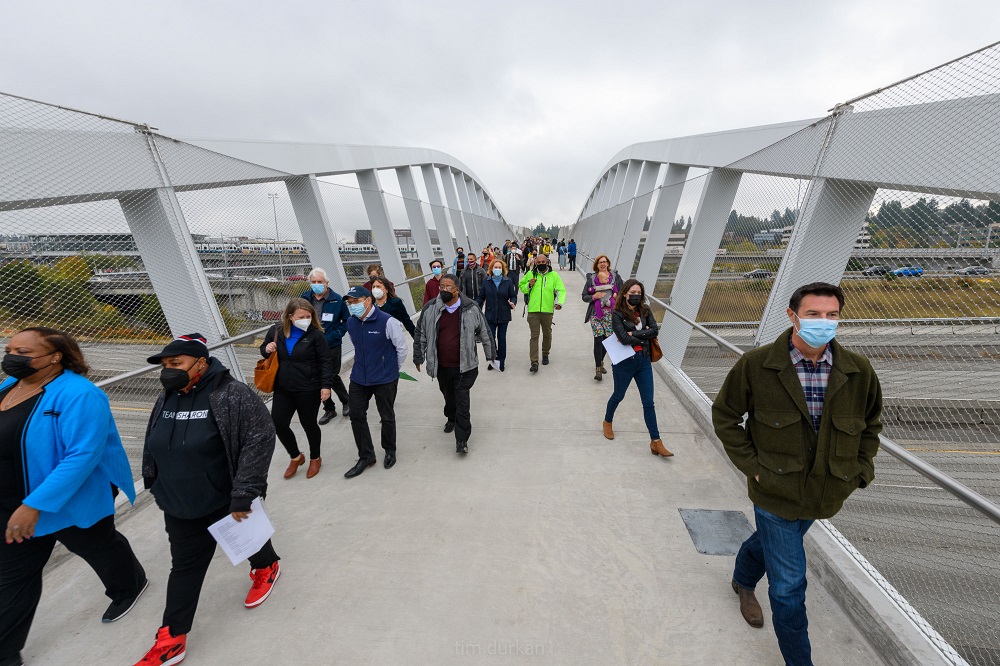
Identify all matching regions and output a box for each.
[756,178,876,345]
[285,175,350,295]
[356,168,416,314]
[660,167,743,366]
[636,164,689,288]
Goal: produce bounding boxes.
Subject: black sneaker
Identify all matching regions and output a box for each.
[341,403,350,418]
[457,441,468,454]
[318,409,336,425]
[0,653,23,666]
[102,577,149,623]
[530,362,538,373]
[444,421,456,433]
[542,355,550,365]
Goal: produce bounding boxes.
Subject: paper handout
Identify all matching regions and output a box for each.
[602,335,637,366]
[207,497,275,566]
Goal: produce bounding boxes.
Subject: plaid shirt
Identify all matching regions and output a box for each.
[789,341,833,431]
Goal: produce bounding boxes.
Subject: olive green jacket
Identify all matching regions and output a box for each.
[712,328,882,520]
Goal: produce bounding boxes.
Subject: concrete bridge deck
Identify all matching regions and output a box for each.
[25,270,882,665]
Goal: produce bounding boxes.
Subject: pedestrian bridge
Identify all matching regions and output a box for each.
[29,270,884,665]
[5,41,1000,665]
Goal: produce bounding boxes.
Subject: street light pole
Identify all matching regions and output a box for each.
[268,193,284,280]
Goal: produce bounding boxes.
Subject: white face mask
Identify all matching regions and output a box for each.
[372,287,386,300]
[292,318,311,331]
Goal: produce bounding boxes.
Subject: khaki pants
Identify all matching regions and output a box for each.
[527,311,554,363]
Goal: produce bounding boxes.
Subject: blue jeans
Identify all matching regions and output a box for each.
[604,353,659,439]
[488,321,508,366]
[733,506,815,666]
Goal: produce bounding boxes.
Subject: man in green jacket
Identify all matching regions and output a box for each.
[712,282,882,666]
[519,254,565,372]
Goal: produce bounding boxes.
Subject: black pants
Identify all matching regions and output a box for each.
[162,505,279,636]
[568,255,576,270]
[0,513,145,660]
[437,366,479,443]
[593,335,609,366]
[271,389,323,460]
[349,380,398,462]
[321,345,350,411]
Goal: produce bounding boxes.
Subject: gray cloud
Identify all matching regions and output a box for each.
[2,0,999,230]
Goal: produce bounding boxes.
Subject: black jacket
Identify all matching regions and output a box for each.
[142,360,277,514]
[301,288,349,348]
[460,266,487,302]
[378,296,416,337]
[260,325,335,391]
[477,276,518,324]
[611,308,659,358]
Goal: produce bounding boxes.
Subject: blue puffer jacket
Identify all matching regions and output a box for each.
[1,370,135,536]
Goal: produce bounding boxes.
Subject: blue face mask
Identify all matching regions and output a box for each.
[348,302,367,318]
[794,315,838,348]
[310,283,325,295]
[492,269,502,277]
[432,266,442,276]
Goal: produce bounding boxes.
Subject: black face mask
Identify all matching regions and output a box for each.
[160,366,194,392]
[628,295,643,306]
[536,264,549,273]
[2,353,49,379]
[440,290,455,304]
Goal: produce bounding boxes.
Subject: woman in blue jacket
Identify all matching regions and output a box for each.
[0,327,146,666]
[477,258,518,372]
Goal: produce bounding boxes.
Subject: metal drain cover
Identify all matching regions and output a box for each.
[678,509,754,556]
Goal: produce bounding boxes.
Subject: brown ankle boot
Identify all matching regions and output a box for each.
[650,439,674,457]
[732,580,764,628]
[283,454,305,479]
[594,367,603,381]
[306,457,322,478]
[602,421,614,440]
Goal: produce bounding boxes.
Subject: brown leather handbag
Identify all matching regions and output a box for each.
[650,337,663,363]
[254,352,278,393]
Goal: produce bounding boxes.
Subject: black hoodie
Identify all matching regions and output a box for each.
[145,358,232,519]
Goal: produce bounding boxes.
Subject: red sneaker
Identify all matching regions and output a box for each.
[245,561,280,608]
[134,626,186,666]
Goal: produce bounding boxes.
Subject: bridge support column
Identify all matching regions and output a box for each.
[356,169,416,314]
[756,178,876,344]
[421,165,456,261]
[120,188,243,377]
[286,175,350,295]
[395,166,436,277]
[660,168,742,366]
[439,167,469,253]
[616,161,659,276]
[636,164,689,288]
[458,174,483,255]
[610,160,643,268]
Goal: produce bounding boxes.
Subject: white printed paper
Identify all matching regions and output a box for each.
[207,497,275,566]
[602,335,637,366]
[321,312,334,321]
[490,358,501,371]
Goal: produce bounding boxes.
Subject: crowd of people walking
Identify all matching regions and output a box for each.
[0,235,879,666]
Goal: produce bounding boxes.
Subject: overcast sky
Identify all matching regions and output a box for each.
[3,1,999,231]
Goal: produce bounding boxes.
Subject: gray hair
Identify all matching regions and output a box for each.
[308,267,329,282]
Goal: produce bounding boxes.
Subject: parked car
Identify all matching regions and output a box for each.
[743,269,773,279]
[285,274,307,281]
[892,265,924,277]
[253,275,280,282]
[955,265,991,276]
[203,272,225,279]
[861,265,890,276]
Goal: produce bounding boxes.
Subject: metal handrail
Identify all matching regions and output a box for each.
[95,274,430,391]
[647,292,1000,527]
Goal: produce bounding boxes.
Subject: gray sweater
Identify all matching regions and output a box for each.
[413,296,495,376]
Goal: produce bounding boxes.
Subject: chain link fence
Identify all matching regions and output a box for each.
[576,41,1000,665]
[0,92,478,478]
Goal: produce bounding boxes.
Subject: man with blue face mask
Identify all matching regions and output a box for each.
[343,286,409,478]
[712,282,882,666]
[302,268,350,423]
